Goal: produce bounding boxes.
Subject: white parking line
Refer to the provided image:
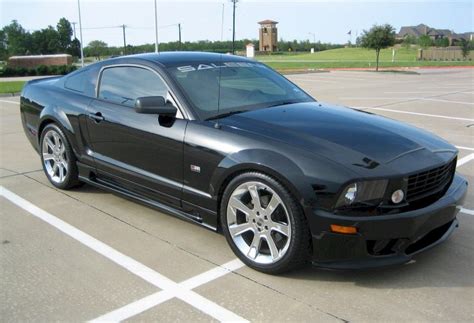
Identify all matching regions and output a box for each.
[458,207,474,216]
[456,146,474,152]
[93,259,245,322]
[423,98,474,106]
[345,97,474,105]
[360,107,474,122]
[0,99,19,105]
[457,153,474,167]
[0,186,247,322]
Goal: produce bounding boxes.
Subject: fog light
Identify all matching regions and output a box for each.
[391,189,404,204]
[330,224,358,235]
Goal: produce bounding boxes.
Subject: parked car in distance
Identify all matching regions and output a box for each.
[20,52,467,273]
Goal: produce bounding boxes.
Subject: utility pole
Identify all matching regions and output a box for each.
[308,32,316,46]
[231,0,238,54]
[178,23,182,50]
[220,3,225,41]
[77,0,84,67]
[154,0,159,53]
[122,24,127,55]
[71,22,77,39]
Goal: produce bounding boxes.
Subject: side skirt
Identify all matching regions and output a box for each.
[78,174,217,231]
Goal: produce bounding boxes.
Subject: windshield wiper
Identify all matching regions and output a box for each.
[206,110,249,121]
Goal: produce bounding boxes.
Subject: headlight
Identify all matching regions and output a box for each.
[336,180,388,208]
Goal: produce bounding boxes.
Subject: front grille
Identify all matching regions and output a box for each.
[406,158,456,202]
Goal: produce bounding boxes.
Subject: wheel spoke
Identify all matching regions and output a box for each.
[271,222,290,237]
[265,194,281,215]
[43,153,54,161]
[264,233,280,260]
[52,132,61,147]
[228,196,252,216]
[247,233,261,259]
[58,164,65,182]
[229,222,254,237]
[52,162,58,174]
[61,159,68,172]
[45,137,55,151]
[248,184,261,210]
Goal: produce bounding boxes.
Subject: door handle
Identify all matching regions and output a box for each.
[88,112,104,123]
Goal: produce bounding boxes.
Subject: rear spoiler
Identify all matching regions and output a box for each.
[25,75,63,85]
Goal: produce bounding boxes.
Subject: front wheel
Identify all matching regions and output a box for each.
[40,124,81,189]
[220,172,311,274]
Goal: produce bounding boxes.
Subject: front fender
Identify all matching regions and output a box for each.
[210,149,315,209]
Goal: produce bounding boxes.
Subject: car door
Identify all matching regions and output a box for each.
[85,64,187,208]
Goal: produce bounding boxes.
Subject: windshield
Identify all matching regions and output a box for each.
[167,61,314,120]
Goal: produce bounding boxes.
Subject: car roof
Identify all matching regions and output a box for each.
[114,51,254,67]
[138,51,252,64]
[93,52,254,67]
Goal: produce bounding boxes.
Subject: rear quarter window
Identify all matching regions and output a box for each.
[64,68,96,97]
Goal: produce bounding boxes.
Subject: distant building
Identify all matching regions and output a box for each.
[397,24,473,45]
[258,20,278,52]
[8,54,73,68]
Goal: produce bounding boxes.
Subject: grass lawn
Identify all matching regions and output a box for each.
[0,81,26,94]
[256,47,474,70]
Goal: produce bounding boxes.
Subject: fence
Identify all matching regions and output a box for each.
[418,47,473,61]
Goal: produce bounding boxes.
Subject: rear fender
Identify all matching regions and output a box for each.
[39,106,77,153]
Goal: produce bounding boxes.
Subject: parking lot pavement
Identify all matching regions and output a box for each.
[1,68,473,322]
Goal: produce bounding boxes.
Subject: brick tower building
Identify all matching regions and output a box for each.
[258,20,278,52]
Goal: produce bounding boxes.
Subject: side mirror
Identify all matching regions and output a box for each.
[135,96,177,117]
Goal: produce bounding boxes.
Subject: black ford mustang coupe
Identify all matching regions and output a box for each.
[20,52,467,273]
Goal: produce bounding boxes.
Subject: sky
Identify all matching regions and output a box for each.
[1,0,473,47]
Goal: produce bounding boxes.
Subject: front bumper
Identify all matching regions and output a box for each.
[310,174,468,269]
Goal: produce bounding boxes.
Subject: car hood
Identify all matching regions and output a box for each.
[221,102,456,173]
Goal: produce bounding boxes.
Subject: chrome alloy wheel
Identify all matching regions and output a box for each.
[226,181,291,264]
[42,130,68,184]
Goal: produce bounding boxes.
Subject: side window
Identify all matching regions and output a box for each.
[98,66,168,107]
[65,70,88,93]
[64,68,96,97]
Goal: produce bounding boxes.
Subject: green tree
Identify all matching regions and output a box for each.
[460,39,470,59]
[0,30,7,60]
[2,20,30,56]
[68,38,81,57]
[418,35,433,49]
[434,37,449,47]
[359,24,396,71]
[31,26,60,54]
[402,35,417,49]
[56,18,73,52]
[87,40,108,59]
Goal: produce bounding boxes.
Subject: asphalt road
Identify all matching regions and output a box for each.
[1,68,473,322]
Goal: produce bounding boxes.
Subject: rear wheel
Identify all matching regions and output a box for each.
[40,124,81,189]
[221,172,311,274]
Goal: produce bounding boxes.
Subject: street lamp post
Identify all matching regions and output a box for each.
[77,0,84,67]
[308,32,316,45]
[154,0,159,53]
[231,0,238,54]
[122,24,127,54]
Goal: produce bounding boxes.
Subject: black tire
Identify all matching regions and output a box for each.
[40,123,81,190]
[220,172,311,274]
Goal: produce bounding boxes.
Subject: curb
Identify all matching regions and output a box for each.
[317,66,474,71]
[0,92,21,97]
